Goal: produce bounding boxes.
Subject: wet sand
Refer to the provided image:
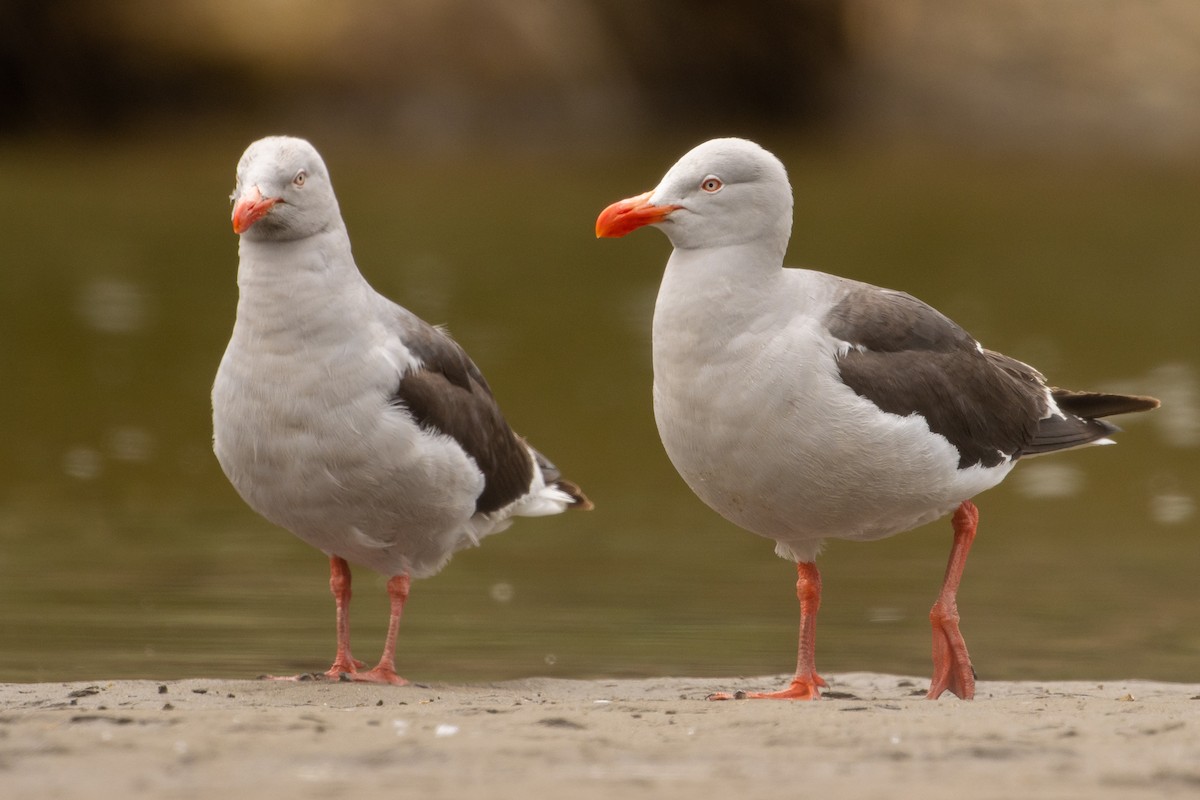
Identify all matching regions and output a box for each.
[2,673,1198,799]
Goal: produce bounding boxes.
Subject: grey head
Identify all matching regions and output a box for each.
[597,138,794,253]
[230,136,342,241]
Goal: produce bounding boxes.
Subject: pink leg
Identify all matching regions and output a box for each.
[710,561,827,701]
[352,573,411,686]
[927,501,978,700]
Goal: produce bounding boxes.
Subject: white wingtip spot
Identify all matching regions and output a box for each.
[834,339,868,359]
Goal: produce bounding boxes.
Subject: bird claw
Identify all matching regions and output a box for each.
[345,666,409,686]
[927,624,976,700]
[707,676,823,701]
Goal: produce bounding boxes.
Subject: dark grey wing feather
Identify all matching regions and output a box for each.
[387,307,533,515]
[827,286,1045,468]
[1021,388,1160,455]
[826,284,1159,467]
[1051,389,1160,419]
[826,288,977,353]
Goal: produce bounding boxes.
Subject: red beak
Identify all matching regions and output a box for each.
[231,186,280,234]
[595,191,680,238]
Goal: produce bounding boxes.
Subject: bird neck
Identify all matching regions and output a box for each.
[652,241,793,367]
[232,226,370,341]
[657,240,784,315]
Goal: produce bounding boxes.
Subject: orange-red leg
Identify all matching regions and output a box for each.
[323,555,367,679]
[260,557,409,685]
[352,573,411,686]
[261,554,365,682]
[710,561,827,700]
[927,500,978,700]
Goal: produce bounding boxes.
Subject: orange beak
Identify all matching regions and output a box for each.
[231,186,280,234]
[595,191,680,238]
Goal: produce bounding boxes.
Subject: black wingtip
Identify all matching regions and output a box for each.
[527,444,593,510]
[1052,390,1162,419]
[555,479,594,511]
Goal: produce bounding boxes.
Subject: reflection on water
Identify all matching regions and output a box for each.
[1,136,1198,686]
[61,446,104,482]
[77,278,151,335]
[1120,362,1200,447]
[1149,490,1196,526]
[1012,463,1086,499]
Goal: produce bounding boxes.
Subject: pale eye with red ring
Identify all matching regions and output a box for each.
[700,176,723,193]
[293,170,307,187]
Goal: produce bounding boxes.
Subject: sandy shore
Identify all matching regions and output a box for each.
[2,673,1197,799]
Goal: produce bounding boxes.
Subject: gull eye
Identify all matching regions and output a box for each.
[293,170,307,187]
[700,176,723,193]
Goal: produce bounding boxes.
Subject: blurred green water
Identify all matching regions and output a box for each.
[0,134,1196,686]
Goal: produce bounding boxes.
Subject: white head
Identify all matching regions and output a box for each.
[230,136,342,241]
[596,138,793,254]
